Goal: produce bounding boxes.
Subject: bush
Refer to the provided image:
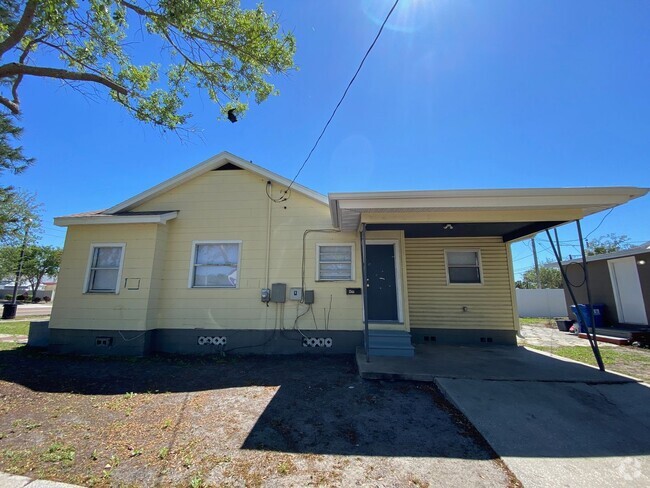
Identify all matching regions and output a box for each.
[43,296,51,303]
[4,294,12,301]
[17,294,27,301]
[32,297,42,303]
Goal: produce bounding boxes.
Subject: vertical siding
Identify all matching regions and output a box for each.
[405,237,516,330]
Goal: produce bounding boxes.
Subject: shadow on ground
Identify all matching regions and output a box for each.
[1,346,649,461]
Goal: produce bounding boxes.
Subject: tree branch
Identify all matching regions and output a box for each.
[0,95,19,114]
[0,0,39,57]
[0,63,128,95]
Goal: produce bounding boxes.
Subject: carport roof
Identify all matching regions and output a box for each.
[329,187,648,241]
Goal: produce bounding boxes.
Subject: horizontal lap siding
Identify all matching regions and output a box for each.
[405,237,516,330]
[50,224,160,331]
[135,170,363,331]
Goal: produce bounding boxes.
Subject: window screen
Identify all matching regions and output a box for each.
[446,250,481,284]
[318,244,353,280]
[192,242,240,287]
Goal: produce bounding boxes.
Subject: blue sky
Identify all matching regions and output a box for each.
[5,0,650,279]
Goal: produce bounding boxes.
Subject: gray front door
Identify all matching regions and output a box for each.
[366,244,399,322]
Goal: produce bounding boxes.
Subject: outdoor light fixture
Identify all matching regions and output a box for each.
[227,109,237,123]
[639,260,646,265]
[443,224,454,230]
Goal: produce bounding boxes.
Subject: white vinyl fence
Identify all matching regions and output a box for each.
[516,289,567,318]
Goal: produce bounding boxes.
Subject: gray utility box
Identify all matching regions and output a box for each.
[304,290,315,304]
[271,283,286,303]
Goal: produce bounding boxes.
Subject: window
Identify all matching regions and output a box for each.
[446,250,482,284]
[86,244,125,293]
[317,244,354,281]
[190,241,241,288]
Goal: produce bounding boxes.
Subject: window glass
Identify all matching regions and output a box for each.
[447,251,481,284]
[88,246,123,292]
[193,243,240,287]
[318,244,353,280]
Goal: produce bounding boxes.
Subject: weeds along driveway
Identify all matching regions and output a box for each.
[0,348,516,487]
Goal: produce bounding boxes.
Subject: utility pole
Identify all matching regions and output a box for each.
[531,237,541,289]
[2,218,32,320]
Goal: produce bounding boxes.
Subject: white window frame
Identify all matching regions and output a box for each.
[83,243,126,294]
[444,249,484,285]
[316,243,355,281]
[189,240,242,289]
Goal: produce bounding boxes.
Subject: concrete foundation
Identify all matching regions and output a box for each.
[410,328,517,346]
[48,327,364,356]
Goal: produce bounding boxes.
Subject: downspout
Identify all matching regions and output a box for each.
[265,181,273,289]
[361,223,370,362]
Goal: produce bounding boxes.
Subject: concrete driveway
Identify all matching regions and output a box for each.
[358,346,650,487]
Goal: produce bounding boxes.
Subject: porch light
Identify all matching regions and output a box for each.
[639,260,646,265]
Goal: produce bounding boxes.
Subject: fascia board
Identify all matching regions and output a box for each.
[54,211,178,227]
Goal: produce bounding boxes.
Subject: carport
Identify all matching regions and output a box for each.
[330,186,648,367]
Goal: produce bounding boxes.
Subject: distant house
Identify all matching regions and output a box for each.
[560,243,650,326]
[49,151,648,356]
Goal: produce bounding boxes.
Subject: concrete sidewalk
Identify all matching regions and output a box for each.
[0,471,82,487]
[358,345,650,487]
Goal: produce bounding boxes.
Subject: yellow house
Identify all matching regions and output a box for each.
[50,152,648,356]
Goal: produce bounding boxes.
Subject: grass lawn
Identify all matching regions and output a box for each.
[0,321,29,336]
[518,317,556,327]
[529,345,650,383]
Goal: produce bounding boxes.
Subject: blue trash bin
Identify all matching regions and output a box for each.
[570,304,605,332]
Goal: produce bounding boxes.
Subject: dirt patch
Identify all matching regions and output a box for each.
[1,346,514,487]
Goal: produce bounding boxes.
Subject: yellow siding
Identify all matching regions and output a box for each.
[110,169,362,331]
[50,224,161,331]
[405,237,516,330]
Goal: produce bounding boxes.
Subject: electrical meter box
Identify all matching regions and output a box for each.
[304,290,315,304]
[270,283,286,303]
[289,288,302,301]
[261,288,270,303]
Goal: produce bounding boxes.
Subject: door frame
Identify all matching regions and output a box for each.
[608,256,648,325]
[366,239,404,323]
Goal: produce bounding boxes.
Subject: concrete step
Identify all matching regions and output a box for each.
[368,330,414,357]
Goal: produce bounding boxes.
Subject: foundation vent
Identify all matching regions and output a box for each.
[197,336,227,346]
[302,337,333,348]
[96,337,113,347]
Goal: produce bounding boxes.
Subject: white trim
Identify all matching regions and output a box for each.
[54,211,178,227]
[106,152,327,214]
[315,242,355,281]
[188,240,243,289]
[329,187,648,230]
[444,249,484,286]
[83,243,126,294]
[366,239,404,323]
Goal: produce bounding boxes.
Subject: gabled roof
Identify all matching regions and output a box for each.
[107,151,327,213]
[55,152,327,226]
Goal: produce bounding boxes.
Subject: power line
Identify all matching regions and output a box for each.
[585,208,614,239]
[279,0,401,200]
